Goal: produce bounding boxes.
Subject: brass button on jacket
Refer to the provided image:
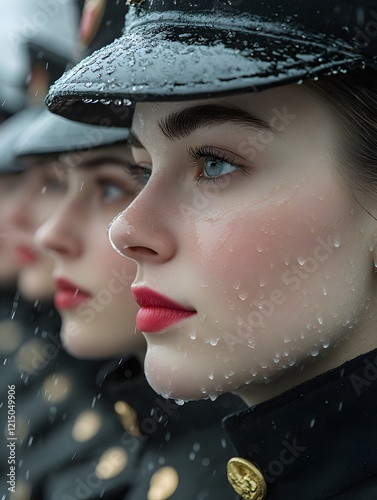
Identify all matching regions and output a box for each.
[227,457,267,500]
[223,348,377,499]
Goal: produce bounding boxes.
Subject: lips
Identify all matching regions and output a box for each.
[17,246,39,265]
[54,278,91,310]
[132,286,196,333]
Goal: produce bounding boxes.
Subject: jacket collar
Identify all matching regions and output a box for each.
[223,349,377,499]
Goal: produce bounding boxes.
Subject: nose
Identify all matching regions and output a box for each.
[108,184,176,264]
[35,198,82,259]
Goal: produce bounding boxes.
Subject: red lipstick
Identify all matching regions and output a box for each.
[132,287,196,333]
[54,278,91,310]
[17,246,39,265]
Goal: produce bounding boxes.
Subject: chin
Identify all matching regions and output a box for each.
[60,323,97,359]
[60,319,122,360]
[144,345,235,402]
[18,283,55,302]
[18,270,55,302]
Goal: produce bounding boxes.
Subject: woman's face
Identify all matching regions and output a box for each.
[109,85,377,404]
[0,173,24,286]
[36,144,145,359]
[7,161,65,301]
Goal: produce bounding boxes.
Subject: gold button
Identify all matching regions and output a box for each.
[11,480,32,500]
[72,409,102,442]
[114,400,141,437]
[79,0,107,47]
[227,457,267,500]
[15,339,46,374]
[148,466,179,500]
[42,372,72,403]
[95,447,128,479]
[0,320,22,353]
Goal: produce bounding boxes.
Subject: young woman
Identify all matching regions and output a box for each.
[46,1,377,498]
[22,109,244,499]
[29,121,142,358]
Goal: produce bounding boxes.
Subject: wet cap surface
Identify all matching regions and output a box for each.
[46,0,377,126]
[16,110,129,157]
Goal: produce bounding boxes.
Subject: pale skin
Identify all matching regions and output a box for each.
[0,173,25,286]
[108,84,377,406]
[6,160,66,301]
[35,144,146,360]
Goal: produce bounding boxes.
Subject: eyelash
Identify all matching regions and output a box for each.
[124,161,151,183]
[187,145,249,185]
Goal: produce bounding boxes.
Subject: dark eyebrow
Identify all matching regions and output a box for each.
[128,131,144,149]
[158,104,274,141]
[58,153,131,170]
[79,156,130,170]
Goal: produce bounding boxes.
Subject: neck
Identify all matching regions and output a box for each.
[236,309,377,407]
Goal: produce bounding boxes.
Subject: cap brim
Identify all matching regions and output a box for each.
[46,16,365,126]
[0,108,42,174]
[16,110,129,157]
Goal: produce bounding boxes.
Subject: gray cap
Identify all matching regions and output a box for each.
[0,107,42,174]
[16,109,129,158]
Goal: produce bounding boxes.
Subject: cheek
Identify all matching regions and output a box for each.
[194,193,338,301]
[188,185,371,361]
[70,226,139,354]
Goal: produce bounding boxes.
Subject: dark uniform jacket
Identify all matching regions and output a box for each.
[0,289,138,499]
[0,287,245,500]
[48,355,246,500]
[223,349,377,499]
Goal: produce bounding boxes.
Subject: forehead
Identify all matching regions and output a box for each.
[58,142,131,169]
[131,83,330,155]
[132,84,320,138]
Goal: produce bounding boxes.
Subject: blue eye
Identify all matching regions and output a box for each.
[101,182,124,201]
[187,146,247,185]
[203,157,238,178]
[126,164,151,188]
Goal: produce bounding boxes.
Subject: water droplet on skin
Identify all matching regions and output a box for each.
[297,256,305,265]
[239,292,248,301]
[209,339,218,346]
[311,348,319,357]
[189,331,196,340]
[209,373,214,380]
[233,282,240,290]
[259,277,267,287]
[174,399,185,406]
[333,235,341,248]
[310,417,316,428]
[318,316,323,325]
